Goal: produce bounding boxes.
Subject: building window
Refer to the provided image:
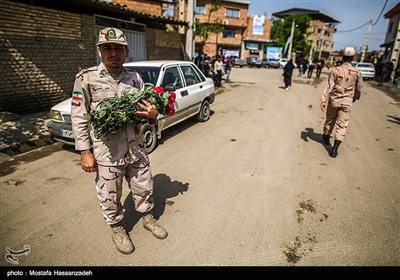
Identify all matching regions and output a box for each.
[226,8,239,18]
[223,29,236,38]
[195,5,205,14]
[245,42,259,50]
[389,21,393,33]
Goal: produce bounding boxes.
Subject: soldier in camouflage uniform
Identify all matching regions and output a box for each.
[71,27,167,254]
[320,47,363,158]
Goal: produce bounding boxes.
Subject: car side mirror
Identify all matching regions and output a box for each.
[164,85,175,92]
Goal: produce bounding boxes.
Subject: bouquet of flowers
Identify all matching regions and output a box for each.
[84,85,176,137]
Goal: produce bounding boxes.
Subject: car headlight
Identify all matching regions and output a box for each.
[50,110,63,121]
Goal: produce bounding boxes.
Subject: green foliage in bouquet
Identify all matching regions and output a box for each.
[84,85,176,137]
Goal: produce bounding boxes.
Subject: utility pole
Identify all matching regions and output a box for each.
[178,0,185,34]
[309,23,316,64]
[185,0,195,61]
[361,20,372,62]
[318,23,325,59]
[288,19,295,60]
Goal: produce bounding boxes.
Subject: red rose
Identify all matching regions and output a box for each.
[168,92,176,103]
[167,109,175,116]
[167,103,174,110]
[153,86,164,94]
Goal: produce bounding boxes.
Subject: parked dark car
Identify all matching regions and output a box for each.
[264,58,280,69]
[232,57,247,68]
[247,57,266,68]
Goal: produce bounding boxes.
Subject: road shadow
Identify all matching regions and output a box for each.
[123,173,189,232]
[301,127,331,152]
[387,115,400,125]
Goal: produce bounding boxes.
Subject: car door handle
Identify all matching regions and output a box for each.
[181,90,188,96]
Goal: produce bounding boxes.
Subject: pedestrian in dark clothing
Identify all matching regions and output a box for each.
[283,59,295,90]
[386,62,394,82]
[378,63,389,86]
[224,57,232,82]
[203,60,212,78]
[307,60,316,78]
[302,58,308,76]
[316,59,325,78]
[393,66,400,88]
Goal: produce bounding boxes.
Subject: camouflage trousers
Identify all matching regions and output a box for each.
[323,102,352,142]
[95,157,154,225]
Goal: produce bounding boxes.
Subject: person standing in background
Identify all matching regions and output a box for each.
[378,62,389,86]
[393,65,400,88]
[213,56,225,87]
[224,57,232,82]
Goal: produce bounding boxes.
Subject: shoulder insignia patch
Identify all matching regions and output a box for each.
[99,69,109,78]
[75,66,97,79]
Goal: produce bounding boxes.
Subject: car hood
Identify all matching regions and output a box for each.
[51,97,72,114]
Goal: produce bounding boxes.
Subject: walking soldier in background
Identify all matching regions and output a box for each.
[320,47,363,158]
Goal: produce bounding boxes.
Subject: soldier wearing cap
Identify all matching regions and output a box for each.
[71,27,167,254]
[320,47,363,158]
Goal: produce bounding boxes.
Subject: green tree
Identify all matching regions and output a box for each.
[193,0,224,57]
[271,14,312,59]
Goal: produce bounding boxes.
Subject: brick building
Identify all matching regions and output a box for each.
[194,0,250,59]
[0,0,187,115]
[241,15,273,60]
[380,2,400,70]
[112,0,278,61]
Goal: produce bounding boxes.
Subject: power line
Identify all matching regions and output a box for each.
[336,22,370,33]
[336,0,388,33]
[372,0,388,26]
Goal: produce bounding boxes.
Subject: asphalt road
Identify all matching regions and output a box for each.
[0,67,399,267]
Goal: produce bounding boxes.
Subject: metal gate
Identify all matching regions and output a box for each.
[95,16,146,64]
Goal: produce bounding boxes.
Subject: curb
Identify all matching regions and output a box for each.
[0,134,55,156]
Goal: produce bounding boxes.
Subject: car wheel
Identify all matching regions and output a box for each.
[197,100,210,122]
[143,124,157,154]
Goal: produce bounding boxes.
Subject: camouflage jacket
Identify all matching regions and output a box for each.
[71,62,147,166]
[321,62,363,107]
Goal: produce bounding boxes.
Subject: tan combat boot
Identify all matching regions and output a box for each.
[110,223,135,254]
[143,212,168,239]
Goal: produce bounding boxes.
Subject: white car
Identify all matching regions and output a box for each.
[47,60,215,153]
[355,62,375,80]
[279,58,288,68]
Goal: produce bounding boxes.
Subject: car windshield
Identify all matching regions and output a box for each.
[125,66,160,85]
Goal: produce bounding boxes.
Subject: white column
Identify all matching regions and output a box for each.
[186,0,195,60]
[179,0,185,34]
[361,20,372,63]
[288,19,295,60]
[318,23,325,59]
